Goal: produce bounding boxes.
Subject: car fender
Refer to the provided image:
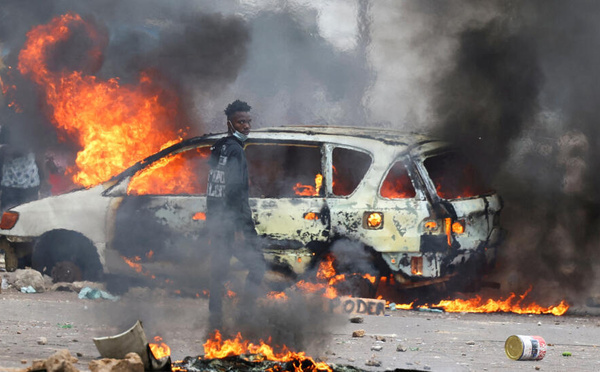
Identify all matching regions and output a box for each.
[2,185,111,247]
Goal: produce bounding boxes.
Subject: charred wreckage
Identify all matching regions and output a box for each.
[0,126,503,294]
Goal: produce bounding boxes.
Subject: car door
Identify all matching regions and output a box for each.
[416,151,503,264]
[105,144,212,279]
[325,146,434,276]
[244,141,329,274]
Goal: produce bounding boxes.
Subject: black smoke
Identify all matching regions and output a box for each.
[420,0,600,304]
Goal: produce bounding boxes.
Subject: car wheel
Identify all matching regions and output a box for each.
[32,230,102,282]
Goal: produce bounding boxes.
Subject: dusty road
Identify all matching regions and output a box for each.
[1,285,599,372]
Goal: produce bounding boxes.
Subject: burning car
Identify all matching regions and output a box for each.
[0,126,502,293]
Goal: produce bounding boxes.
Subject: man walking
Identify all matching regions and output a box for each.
[206,100,265,332]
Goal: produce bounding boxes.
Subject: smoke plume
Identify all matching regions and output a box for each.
[385,0,600,304]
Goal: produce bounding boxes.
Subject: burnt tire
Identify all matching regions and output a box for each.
[32,230,102,282]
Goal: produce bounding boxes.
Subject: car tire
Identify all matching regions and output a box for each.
[32,230,102,283]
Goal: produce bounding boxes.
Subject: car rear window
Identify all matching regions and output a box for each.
[127,146,211,195]
[380,160,416,199]
[245,143,322,198]
[423,152,492,199]
[332,147,371,196]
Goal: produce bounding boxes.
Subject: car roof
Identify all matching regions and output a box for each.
[252,125,432,145]
[113,125,442,180]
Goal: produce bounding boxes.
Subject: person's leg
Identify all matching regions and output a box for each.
[208,233,232,332]
[234,237,266,304]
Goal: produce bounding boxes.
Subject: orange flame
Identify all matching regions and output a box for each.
[389,287,569,316]
[204,331,332,372]
[18,13,185,188]
[267,291,289,300]
[121,256,155,279]
[304,212,319,220]
[433,291,569,316]
[121,256,143,273]
[193,212,206,221]
[149,336,171,359]
[294,174,323,196]
[293,254,376,300]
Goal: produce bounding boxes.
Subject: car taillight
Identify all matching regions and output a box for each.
[452,220,465,234]
[0,211,19,230]
[363,212,383,229]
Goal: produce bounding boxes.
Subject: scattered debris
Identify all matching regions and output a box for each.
[78,287,119,301]
[20,286,36,294]
[396,344,407,352]
[51,281,104,293]
[417,307,443,313]
[505,335,547,361]
[352,330,365,338]
[174,355,366,372]
[93,320,150,370]
[349,316,363,324]
[365,356,381,367]
[37,337,47,345]
[14,349,146,372]
[466,341,475,345]
[370,345,383,352]
[562,352,572,357]
[41,349,79,372]
[89,352,144,372]
[374,335,386,342]
[14,269,45,293]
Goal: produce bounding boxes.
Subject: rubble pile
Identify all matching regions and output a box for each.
[3,350,144,372]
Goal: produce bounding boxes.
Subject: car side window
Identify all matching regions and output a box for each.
[332,147,372,196]
[127,146,211,195]
[245,143,322,198]
[423,152,492,199]
[380,160,416,199]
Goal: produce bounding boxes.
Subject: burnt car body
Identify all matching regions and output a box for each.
[0,126,503,290]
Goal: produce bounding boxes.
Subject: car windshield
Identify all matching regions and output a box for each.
[424,152,492,199]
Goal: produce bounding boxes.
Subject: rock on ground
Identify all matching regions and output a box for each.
[88,353,144,372]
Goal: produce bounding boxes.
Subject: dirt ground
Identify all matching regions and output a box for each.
[1,276,600,372]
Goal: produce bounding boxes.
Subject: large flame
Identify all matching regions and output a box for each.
[389,287,569,316]
[18,13,185,188]
[203,331,332,372]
